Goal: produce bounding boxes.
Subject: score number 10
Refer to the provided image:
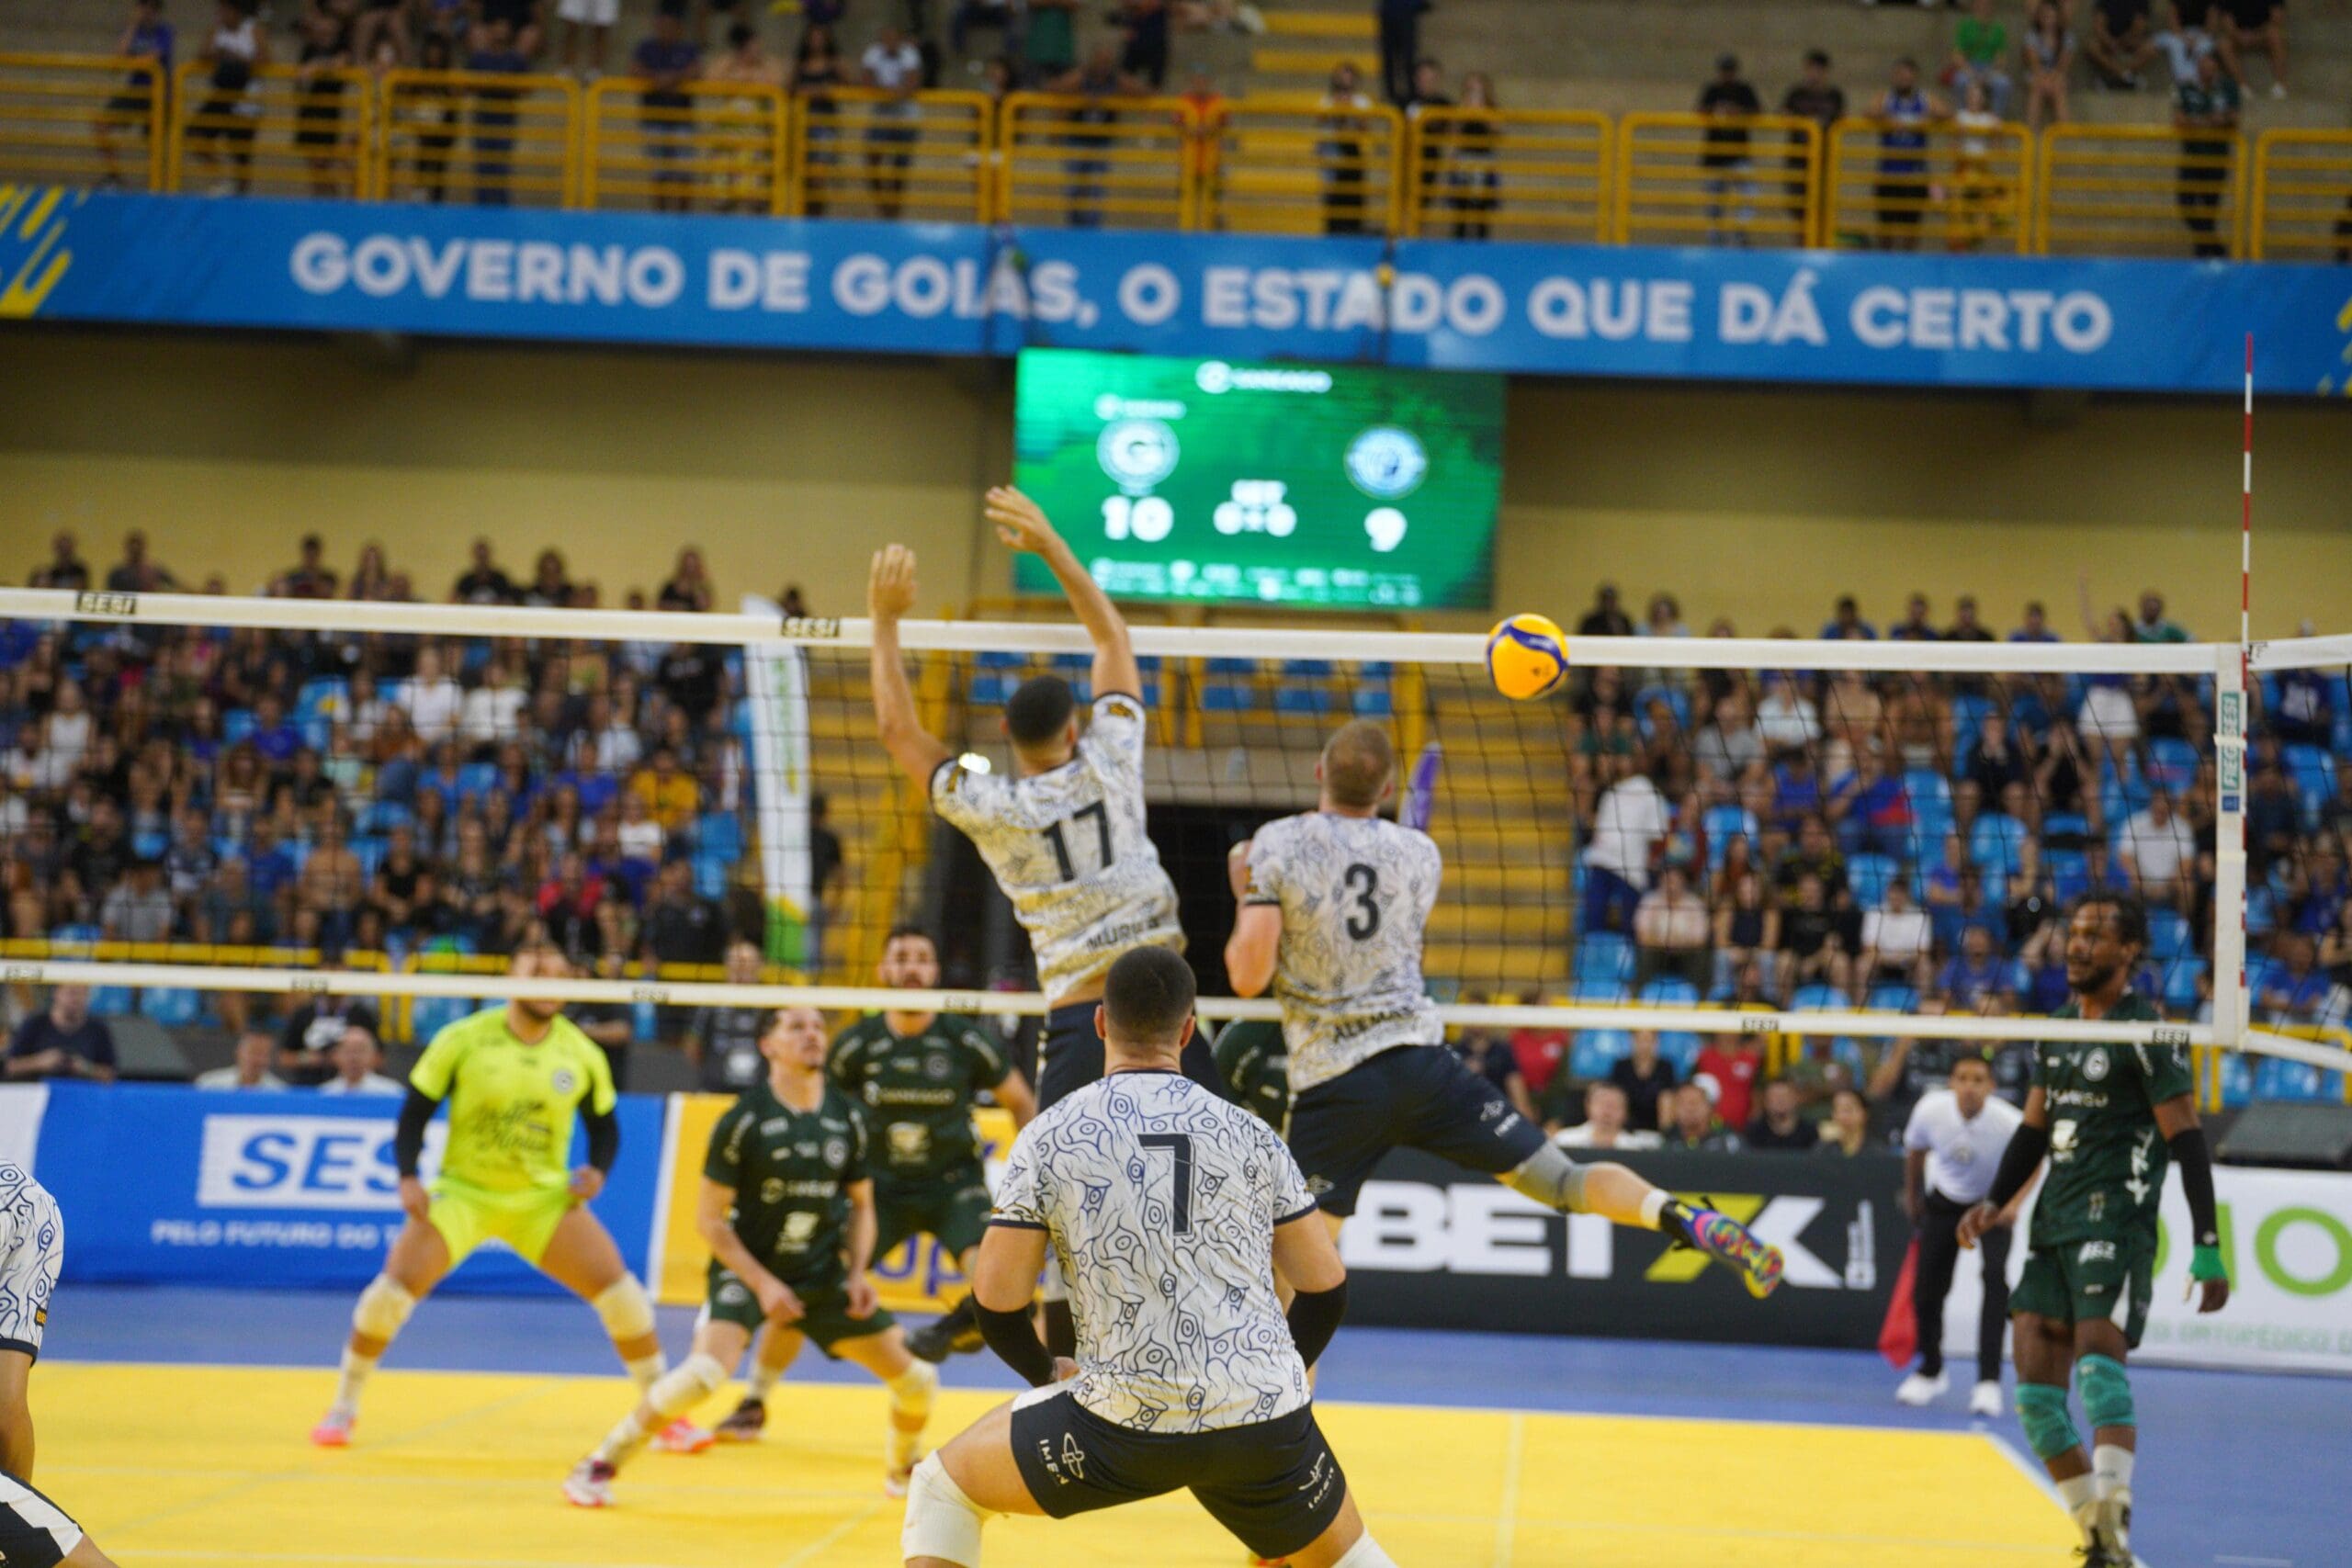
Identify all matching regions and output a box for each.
[1101,495,1175,543]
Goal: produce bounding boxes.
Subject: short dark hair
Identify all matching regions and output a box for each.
[884,923,938,953]
[1321,721,1395,809]
[1102,946,1194,1047]
[1805,48,1830,67]
[1006,674,1077,748]
[2068,891,2149,955]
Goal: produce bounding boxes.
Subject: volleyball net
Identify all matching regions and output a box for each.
[3,585,2348,1098]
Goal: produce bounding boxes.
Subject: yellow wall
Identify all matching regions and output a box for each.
[3,329,2347,638]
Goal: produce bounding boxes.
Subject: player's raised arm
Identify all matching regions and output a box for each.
[983,485,1142,702]
[867,546,956,785]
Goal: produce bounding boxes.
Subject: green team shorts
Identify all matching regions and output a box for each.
[871,1164,993,1262]
[704,1260,896,1353]
[2012,1229,2158,1348]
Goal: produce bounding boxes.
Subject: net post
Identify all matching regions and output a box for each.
[2210,641,2249,1052]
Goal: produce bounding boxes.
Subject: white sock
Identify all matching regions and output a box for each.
[332,1346,379,1415]
[2056,1472,2098,1540]
[626,1351,667,1392]
[1332,1533,1399,1567]
[2093,1443,2135,1498]
[594,1405,657,1468]
[747,1361,781,1400]
[1638,1189,1668,1229]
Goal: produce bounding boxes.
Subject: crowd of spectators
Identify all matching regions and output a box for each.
[2,529,849,1083]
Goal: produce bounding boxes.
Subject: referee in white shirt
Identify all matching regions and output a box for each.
[1898,1049,2024,1416]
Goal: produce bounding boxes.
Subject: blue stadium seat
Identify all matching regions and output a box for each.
[1205,658,1258,676]
[141,987,203,1025]
[51,924,100,948]
[970,672,1014,706]
[2218,1052,2254,1108]
[1865,984,1918,1013]
[1639,976,1700,1008]
[633,999,660,1044]
[296,677,349,723]
[698,812,744,864]
[1574,933,1634,987]
[1658,1032,1702,1073]
[1050,653,1090,676]
[1281,660,1335,679]
[411,995,471,1043]
[2162,956,2208,1011]
[1792,983,1848,1012]
[692,853,729,899]
[1703,806,1757,877]
[1848,852,1897,910]
[2253,1057,2333,1103]
[1569,981,1630,1005]
[457,762,499,801]
[2284,743,2334,826]
[1905,772,1955,844]
[2247,886,2277,937]
[975,649,1025,671]
[131,829,168,860]
[2042,812,2090,841]
[351,838,386,881]
[2147,737,2200,794]
[1351,686,1393,718]
[1568,1029,1633,1080]
[359,801,412,836]
[2048,850,2092,903]
[222,709,256,745]
[1970,815,2028,877]
[1201,682,1256,713]
[90,986,134,1017]
[2149,908,2190,961]
[1275,686,1332,716]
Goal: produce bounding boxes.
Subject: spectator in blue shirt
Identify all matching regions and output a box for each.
[2259,933,2330,1021]
[1938,925,2011,1010]
[2270,662,2335,748]
[466,17,532,208]
[1820,594,1877,641]
[633,11,702,214]
[97,0,174,186]
[1886,593,1939,642]
[2007,600,2059,643]
[5,987,119,1083]
[252,693,303,766]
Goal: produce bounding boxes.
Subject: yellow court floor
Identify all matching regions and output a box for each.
[38,1363,2075,1568]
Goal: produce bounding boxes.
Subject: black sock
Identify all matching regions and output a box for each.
[1657,1197,1702,1247]
[1042,1299,1077,1360]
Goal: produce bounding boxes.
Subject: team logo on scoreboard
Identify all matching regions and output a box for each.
[1345,426,1428,500]
[1097,419,1181,491]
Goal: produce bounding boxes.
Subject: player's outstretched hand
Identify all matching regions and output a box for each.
[757,1276,806,1324]
[983,486,1064,556]
[869,546,918,623]
[398,1176,431,1223]
[1955,1200,1997,1249]
[569,1166,605,1202]
[845,1276,879,1319]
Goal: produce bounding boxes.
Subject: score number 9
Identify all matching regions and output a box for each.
[1102,496,1175,542]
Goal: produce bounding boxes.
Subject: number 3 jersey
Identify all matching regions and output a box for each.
[704,1079,871,1286]
[2030,992,2191,1247]
[1243,811,1444,1094]
[992,1071,1318,1433]
[930,691,1183,1000]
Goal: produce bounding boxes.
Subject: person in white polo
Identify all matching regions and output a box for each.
[1898,1048,2025,1416]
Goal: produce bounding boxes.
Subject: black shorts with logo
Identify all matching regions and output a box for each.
[1037,998,1229,1110]
[1287,1043,1547,1217]
[1010,1389,1346,1561]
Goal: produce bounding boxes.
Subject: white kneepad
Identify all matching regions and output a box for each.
[592,1276,656,1342]
[900,1452,989,1567]
[678,1352,728,1402]
[353,1275,416,1340]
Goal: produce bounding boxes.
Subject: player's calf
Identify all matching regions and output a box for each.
[313,1273,417,1444]
[2077,1353,2136,1557]
[1501,1151,1784,1298]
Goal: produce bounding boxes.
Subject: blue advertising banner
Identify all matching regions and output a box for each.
[34,1082,663,1295]
[6,187,2351,394]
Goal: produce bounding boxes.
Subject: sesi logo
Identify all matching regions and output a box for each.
[196,1116,447,1210]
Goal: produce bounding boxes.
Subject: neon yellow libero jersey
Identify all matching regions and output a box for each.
[410,1007,617,1196]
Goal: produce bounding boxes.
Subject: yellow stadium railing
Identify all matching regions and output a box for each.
[0,52,164,193]
[1404,106,1609,243]
[2037,123,2245,259]
[586,77,784,214]
[1211,97,1401,236]
[999,90,1194,230]
[2249,129,2352,263]
[791,86,991,222]
[374,68,579,208]
[1826,116,2030,254]
[1616,112,1818,248]
[167,61,370,199]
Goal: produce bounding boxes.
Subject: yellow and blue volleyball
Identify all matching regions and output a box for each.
[1486,613,1567,700]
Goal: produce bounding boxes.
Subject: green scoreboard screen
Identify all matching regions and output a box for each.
[1012,349,1503,611]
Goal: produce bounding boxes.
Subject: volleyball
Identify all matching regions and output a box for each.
[1486,613,1567,700]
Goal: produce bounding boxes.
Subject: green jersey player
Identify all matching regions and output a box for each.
[1960,895,2231,1566]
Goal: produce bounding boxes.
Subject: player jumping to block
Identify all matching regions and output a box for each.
[311,944,670,1447]
[1226,721,1786,1301]
[1959,894,2230,1566]
[0,1161,122,1568]
[868,487,1226,1356]
[566,1005,937,1504]
[901,947,1397,1568]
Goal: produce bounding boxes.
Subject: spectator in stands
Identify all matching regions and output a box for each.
[1778,870,1854,1004]
[195,1028,286,1090]
[1403,57,1452,220]
[634,11,703,216]
[4,986,118,1083]
[1444,71,1500,240]
[658,640,724,725]
[453,539,518,605]
[1756,671,1823,756]
[278,952,380,1085]
[1551,1080,1661,1150]
[657,547,716,613]
[398,645,463,747]
[2154,0,2220,84]
[2120,790,2197,908]
[809,790,845,966]
[100,856,174,943]
[1860,877,1935,993]
[1947,0,2012,117]
[1711,870,1780,998]
[686,939,771,1090]
[1821,594,1877,642]
[106,528,176,593]
[1375,0,1427,106]
[1453,1024,1538,1125]
[1025,0,1079,83]
[274,536,339,600]
[1781,48,1845,130]
[300,811,366,944]
[628,746,700,836]
[1692,1030,1763,1130]
[522,549,571,609]
[1317,61,1379,235]
[1938,924,2012,1010]
[1868,60,1940,254]
[28,532,90,592]
[1819,1087,1872,1156]
[95,0,174,188]
[2017,1,2077,129]
[1694,690,1763,781]
[1607,1029,1679,1132]
[315,1024,401,1095]
[2132,589,2188,644]
[2259,932,2329,1021]
[1634,865,1710,989]
[2220,0,2287,96]
[1576,583,1634,639]
[1697,54,1760,246]
[1746,1077,1819,1151]
[1826,750,1911,858]
[1663,1080,1741,1152]
[1584,762,1669,936]
[2086,0,2159,85]
[459,659,526,756]
[557,0,618,75]
[950,0,1015,62]
[1111,0,1170,87]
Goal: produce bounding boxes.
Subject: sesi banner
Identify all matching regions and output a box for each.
[1337,1148,1909,1349]
[7,188,2352,395]
[33,1082,663,1294]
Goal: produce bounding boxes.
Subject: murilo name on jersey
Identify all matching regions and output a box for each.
[991,1072,1317,1434]
[1243,811,1444,1094]
[931,692,1183,1000]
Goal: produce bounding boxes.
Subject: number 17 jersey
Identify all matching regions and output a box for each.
[1242,811,1443,1094]
[930,691,1182,1000]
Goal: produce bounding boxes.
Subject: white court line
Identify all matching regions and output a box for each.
[46,1464,886,1503]
[132,1553,698,1568]
[1490,1412,1523,1568]
[774,1500,888,1568]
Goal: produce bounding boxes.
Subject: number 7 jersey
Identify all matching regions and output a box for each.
[1242,810,1444,1094]
[930,692,1183,999]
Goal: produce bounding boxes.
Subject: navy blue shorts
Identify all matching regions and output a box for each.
[1286,1044,1546,1217]
[1037,999,1229,1111]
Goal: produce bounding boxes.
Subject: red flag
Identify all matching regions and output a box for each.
[1878,1237,1920,1368]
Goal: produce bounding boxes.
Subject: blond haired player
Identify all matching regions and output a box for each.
[310,945,669,1446]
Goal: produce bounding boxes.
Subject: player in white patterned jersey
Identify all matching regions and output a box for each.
[869,487,1229,1358]
[1227,721,1787,1303]
[0,1163,121,1568]
[900,948,1397,1568]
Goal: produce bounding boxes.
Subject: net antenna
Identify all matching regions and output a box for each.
[2,585,2346,1077]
